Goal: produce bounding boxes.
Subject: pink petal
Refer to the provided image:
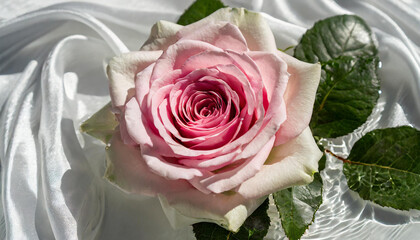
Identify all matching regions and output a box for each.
[105,130,191,196]
[215,64,256,115]
[230,52,289,162]
[148,84,181,147]
[178,147,242,171]
[224,51,265,114]
[142,150,205,181]
[238,128,322,199]
[177,8,277,52]
[274,51,321,146]
[166,73,243,149]
[124,97,152,146]
[135,63,154,105]
[181,51,236,75]
[189,136,275,194]
[151,40,221,80]
[106,130,267,233]
[179,22,248,52]
[247,51,289,102]
[119,107,137,146]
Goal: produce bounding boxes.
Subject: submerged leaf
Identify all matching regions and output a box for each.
[273,174,323,240]
[294,15,379,139]
[310,56,380,138]
[294,15,377,63]
[344,126,420,210]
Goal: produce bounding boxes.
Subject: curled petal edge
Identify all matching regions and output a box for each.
[274,51,321,146]
[107,51,162,114]
[141,8,277,52]
[104,129,191,196]
[238,127,322,199]
[159,193,266,232]
[141,20,183,51]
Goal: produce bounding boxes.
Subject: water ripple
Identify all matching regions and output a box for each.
[266,94,420,239]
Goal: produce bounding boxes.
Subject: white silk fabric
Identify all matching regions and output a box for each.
[0,0,419,239]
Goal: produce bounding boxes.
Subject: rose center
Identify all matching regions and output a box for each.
[167,69,247,150]
[193,92,223,119]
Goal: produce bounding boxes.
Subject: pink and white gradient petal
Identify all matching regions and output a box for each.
[237,127,322,199]
[274,51,321,146]
[107,51,162,114]
[159,188,266,232]
[105,131,191,196]
[189,136,275,194]
[179,22,248,52]
[178,8,277,52]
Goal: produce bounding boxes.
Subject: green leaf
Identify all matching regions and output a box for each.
[80,102,118,144]
[193,198,270,240]
[310,56,380,138]
[294,15,380,139]
[277,14,379,239]
[273,173,323,240]
[343,126,420,210]
[177,0,226,26]
[294,15,377,63]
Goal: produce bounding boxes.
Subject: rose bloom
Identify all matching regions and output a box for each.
[105,8,322,232]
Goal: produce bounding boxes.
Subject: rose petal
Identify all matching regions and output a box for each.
[106,130,267,233]
[151,39,221,80]
[247,51,289,102]
[179,22,248,52]
[189,136,276,194]
[107,51,162,113]
[274,51,321,145]
[178,148,242,172]
[139,67,265,160]
[224,51,266,115]
[159,191,266,232]
[233,52,289,161]
[237,127,322,199]
[142,151,205,180]
[119,108,137,146]
[181,50,237,74]
[124,97,152,146]
[135,62,154,104]
[105,130,191,196]
[141,20,183,51]
[141,8,277,53]
[178,8,277,52]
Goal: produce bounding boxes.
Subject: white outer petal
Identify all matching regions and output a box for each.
[107,51,162,113]
[104,130,191,196]
[141,20,183,51]
[159,193,266,232]
[274,51,321,145]
[237,127,322,199]
[139,8,277,52]
[178,8,277,52]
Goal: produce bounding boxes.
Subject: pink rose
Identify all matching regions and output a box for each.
[105,8,322,231]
